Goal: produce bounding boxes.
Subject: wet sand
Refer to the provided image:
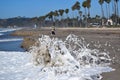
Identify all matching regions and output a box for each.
[12,28,120,80]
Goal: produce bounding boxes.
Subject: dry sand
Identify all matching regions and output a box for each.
[12,27,120,80]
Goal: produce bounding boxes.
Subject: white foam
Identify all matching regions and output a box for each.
[29,35,114,80]
[0,38,23,42]
[0,33,3,36]
[0,51,114,80]
[0,34,115,80]
[0,28,22,33]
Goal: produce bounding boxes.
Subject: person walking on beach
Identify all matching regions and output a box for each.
[51,26,55,35]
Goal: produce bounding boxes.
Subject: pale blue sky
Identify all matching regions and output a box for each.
[0,0,119,19]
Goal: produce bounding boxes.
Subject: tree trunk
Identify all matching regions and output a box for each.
[101,4,104,26]
[114,1,117,25]
[108,4,110,19]
[85,8,88,27]
[106,4,109,19]
[72,11,75,27]
[87,8,90,27]
[117,1,119,25]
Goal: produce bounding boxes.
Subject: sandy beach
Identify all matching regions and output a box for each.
[12,27,120,80]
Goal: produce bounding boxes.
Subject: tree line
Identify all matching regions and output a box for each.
[33,0,120,27]
[0,0,120,28]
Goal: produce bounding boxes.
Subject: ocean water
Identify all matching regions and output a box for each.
[0,28,24,51]
[0,28,114,80]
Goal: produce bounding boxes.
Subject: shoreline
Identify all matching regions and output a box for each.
[12,28,120,80]
[11,28,120,50]
[12,27,120,36]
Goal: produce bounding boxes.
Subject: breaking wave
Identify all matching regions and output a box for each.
[29,34,114,80]
[0,28,21,33]
[0,38,23,42]
[0,29,16,33]
[0,33,3,36]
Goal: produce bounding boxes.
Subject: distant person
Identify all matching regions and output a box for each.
[34,24,37,29]
[51,26,55,35]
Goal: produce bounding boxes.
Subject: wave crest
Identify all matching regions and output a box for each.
[29,34,114,80]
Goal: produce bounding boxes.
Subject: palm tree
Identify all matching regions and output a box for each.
[86,0,91,18]
[72,1,80,11]
[58,9,64,20]
[79,11,82,27]
[53,10,59,26]
[99,0,105,26]
[53,10,59,20]
[65,9,69,18]
[105,0,111,19]
[58,9,65,26]
[86,0,91,27]
[47,11,54,26]
[65,9,69,27]
[114,0,119,15]
[39,16,46,27]
[79,11,82,18]
[114,0,119,25]
[72,1,80,17]
[82,1,87,27]
[47,11,54,21]
[72,1,80,27]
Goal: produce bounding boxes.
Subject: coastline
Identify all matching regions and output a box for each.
[11,27,120,50]
[12,27,120,80]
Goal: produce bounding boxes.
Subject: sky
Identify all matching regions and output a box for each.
[0,0,119,19]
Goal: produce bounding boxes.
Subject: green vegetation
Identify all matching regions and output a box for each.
[0,0,120,28]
